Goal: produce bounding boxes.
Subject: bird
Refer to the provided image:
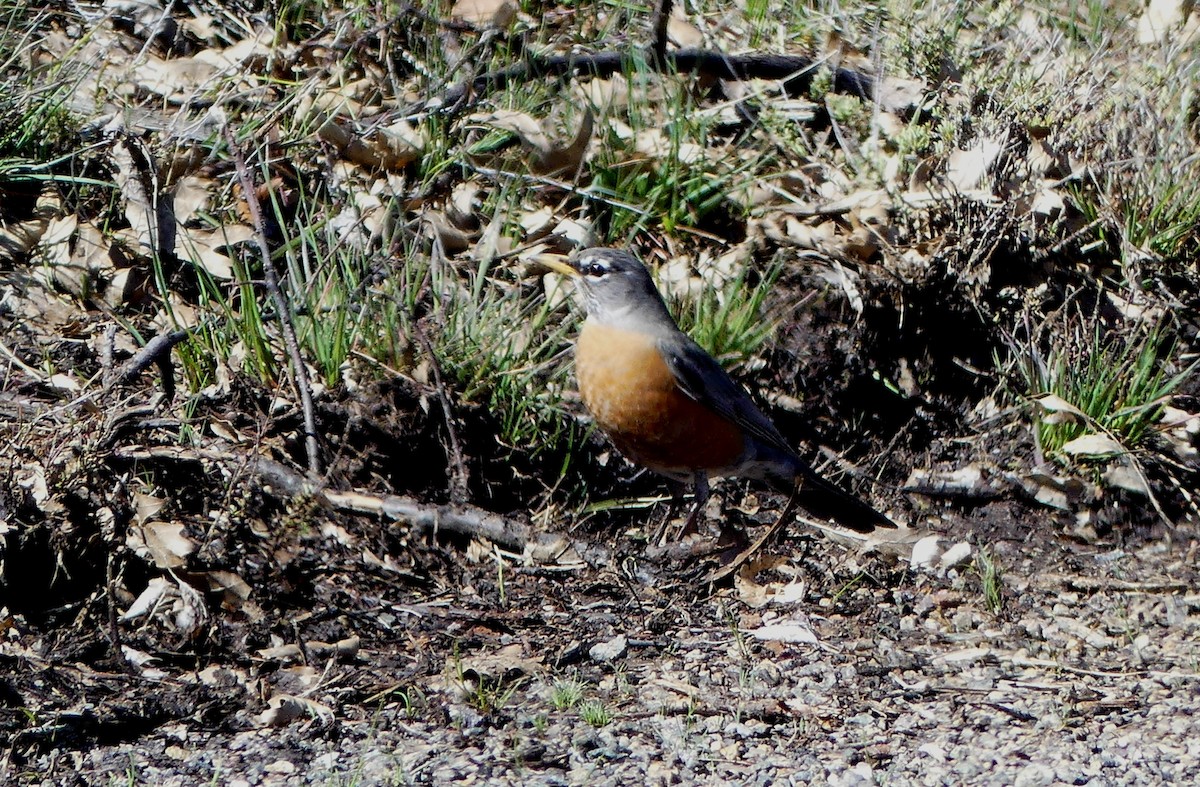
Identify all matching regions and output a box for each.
[539,246,896,537]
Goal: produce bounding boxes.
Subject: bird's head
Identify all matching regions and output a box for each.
[538,247,674,330]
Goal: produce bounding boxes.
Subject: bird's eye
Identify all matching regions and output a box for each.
[583,262,607,277]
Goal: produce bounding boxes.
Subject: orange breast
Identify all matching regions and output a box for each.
[575,321,746,477]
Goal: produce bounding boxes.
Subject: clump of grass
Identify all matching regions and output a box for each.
[1017,319,1193,459]
[584,55,757,243]
[450,652,524,716]
[427,257,578,455]
[0,10,79,168]
[549,677,586,711]
[975,547,1003,615]
[579,699,613,728]
[673,261,782,370]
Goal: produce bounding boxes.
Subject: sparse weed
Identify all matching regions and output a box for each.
[975,547,1004,614]
[1017,319,1194,459]
[1047,0,1122,47]
[721,604,754,663]
[579,699,613,728]
[830,572,867,606]
[391,685,426,720]
[549,677,586,711]
[673,261,781,370]
[465,671,523,716]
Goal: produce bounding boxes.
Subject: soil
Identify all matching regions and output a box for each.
[3,289,1198,785]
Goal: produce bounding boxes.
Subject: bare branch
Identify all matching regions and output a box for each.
[223,128,322,477]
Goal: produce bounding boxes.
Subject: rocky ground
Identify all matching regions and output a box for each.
[5,460,1198,785]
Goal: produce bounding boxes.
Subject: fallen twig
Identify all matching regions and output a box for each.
[224,128,322,477]
[112,328,190,400]
[106,445,594,565]
[424,48,878,116]
[703,489,799,584]
[649,0,672,65]
[413,323,470,505]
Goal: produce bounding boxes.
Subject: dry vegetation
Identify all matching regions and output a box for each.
[2,0,1199,783]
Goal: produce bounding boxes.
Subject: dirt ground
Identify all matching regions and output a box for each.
[3,356,1199,785]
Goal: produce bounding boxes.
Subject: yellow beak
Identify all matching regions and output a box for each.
[534,253,579,277]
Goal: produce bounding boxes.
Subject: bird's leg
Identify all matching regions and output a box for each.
[651,477,688,546]
[703,485,799,583]
[670,471,710,541]
[653,473,709,546]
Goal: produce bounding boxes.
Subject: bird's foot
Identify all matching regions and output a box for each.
[644,519,749,564]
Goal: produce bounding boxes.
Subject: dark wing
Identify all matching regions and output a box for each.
[660,335,897,532]
[657,335,795,457]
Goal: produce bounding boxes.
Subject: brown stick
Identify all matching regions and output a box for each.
[113,328,190,400]
[424,49,878,116]
[649,0,674,63]
[702,488,799,584]
[106,446,586,561]
[413,325,471,505]
[223,128,322,477]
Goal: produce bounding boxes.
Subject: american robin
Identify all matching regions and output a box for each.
[540,247,896,535]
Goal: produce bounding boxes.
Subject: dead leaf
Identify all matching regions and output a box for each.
[939,541,973,569]
[530,108,592,176]
[130,30,279,102]
[259,694,335,726]
[0,186,60,263]
[128,521,195,569]
[468,108,594,176]
[946,134,1006,192]
[574,76,632,113]
[1028,187,1065,217]
[874,75,927,114]
[172,575,208,637]
[519,206,556,237]
[16,463,57,513]
[172,176,212,224]
[61,222,119,302]
[256,636,360,664]
[633,126,705,166]
[1033,393,1086,421]
[550,216,594,248]
[447,182,483,231]
[204,569,255,615]
[108,127,175,259]
[174,224,254,280]
[1061,433,1125,458]
[122,645,167,680]
[451,643,542,695]
[134,492,167,526]
[120,576,174,622]
[1025,466,1091,509]
[450,0,517,27]
[909,535,942,571]
[318,118,424,170]
[903,463,1007,500]
[667,5,704,47]
[1103,464,1150,496]
[131,55,220,101]
[750,617,821,645]
[1137,0,1198,44]
[423,212,475,253]
[46,373,81,393]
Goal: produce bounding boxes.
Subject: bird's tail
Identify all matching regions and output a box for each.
[764,467,896,533]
